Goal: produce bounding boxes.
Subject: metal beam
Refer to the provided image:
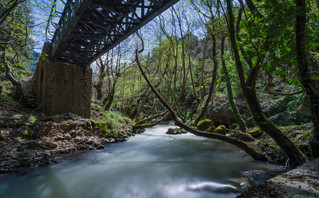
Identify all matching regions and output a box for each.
[51,0,180,66]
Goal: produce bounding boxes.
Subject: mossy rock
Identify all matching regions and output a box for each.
[207,125,216,132]
[248,127,263,138]
[197,119,214,131]
[213,125,229,135]
[91,120,108,131]
[231,129,255,142]
[230,123,240,130]
[166,128,187,135]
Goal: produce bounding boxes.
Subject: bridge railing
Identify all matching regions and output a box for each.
[51,0,83,58]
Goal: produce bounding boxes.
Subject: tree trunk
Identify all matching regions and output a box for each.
[1,48,24,99]
[193,35,219,126]
[295,0,319,157]
[221,37,247,131]
[226,0,306,167]
[95,58,105,101]
[135,41,267,162]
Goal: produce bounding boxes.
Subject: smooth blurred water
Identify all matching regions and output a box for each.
[0,125,279,198]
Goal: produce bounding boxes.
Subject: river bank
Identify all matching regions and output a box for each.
[238,158,319,197]
[0,95,134,175]
[0,125,284,198]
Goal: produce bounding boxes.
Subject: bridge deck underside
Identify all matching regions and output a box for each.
[51,0,178,66]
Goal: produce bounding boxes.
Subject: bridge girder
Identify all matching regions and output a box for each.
[51,0,179,66]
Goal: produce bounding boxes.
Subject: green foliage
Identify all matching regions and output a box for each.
[26,114,37,126]
[1,93,14,106]
[23,130,29,136]
[91,103,132,129]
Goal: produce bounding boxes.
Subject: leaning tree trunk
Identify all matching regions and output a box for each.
[226,0,306,167]
[295,0,319,157]
[135,40,267,162]
[1,48,24,99]
[221,37,247,132]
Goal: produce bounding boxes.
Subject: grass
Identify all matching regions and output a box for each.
[91,103,132,128]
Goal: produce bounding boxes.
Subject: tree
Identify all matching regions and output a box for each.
[294,0,319,157]
[225,0,306,167]
[135,31,267,161]
[0,1,33,99]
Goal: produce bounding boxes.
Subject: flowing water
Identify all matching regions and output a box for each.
[0,125,282,198]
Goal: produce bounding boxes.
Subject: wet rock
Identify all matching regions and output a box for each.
[197,119,214,131]
[239,158,319,198]
[227,177,251,191]
[166,128,187,135]
[96,144,104,149]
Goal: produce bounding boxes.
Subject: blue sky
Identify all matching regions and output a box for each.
[30,0,206,63]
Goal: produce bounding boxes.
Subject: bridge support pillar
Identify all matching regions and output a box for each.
[30,42,92,118]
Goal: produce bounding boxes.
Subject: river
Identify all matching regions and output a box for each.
[0,125,282,198]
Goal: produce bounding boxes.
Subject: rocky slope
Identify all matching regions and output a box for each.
[0,95,134,175]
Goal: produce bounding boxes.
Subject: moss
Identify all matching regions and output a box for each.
[230,123,239,130]
[64,121,71,125]
[91,120,108,131]
[197,119,214,131]
[0,83,3,94]
[207,125,216,132]
[258,139,287,164]
[231,129,255,142]
[213,125,228,135]
[23,130,30,136]
[248,127,263,138]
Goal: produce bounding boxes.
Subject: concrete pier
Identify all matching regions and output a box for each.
[30,42,92,118]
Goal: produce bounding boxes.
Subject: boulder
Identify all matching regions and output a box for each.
[197,119,214,131]
[213,125,229,135]
[96,144,104,149]
[166,128,187,135]
[207,126,216,132]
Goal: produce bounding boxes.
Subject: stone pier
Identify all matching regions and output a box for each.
[30,42,92,118]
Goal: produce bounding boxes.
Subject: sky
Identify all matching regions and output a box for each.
[30,0,206,65]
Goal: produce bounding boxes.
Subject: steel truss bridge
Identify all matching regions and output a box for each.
[51,0,179,66]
